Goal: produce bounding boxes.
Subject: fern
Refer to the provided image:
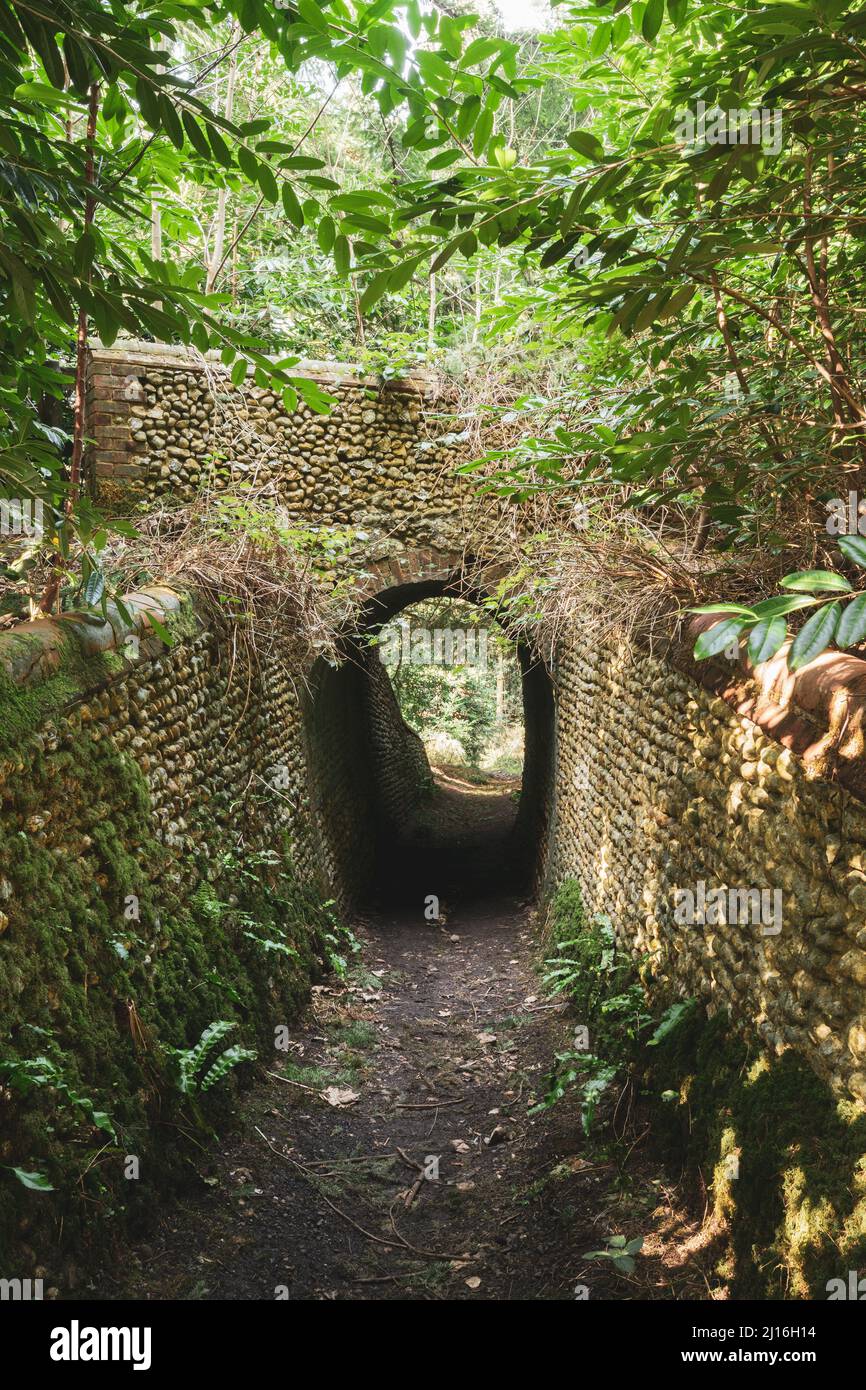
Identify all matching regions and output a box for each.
[168,1021,257,1095]
[199,1045,257,1091]
[0,1048,117,1140]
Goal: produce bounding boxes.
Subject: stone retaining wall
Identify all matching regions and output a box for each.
[550,620,866,1105]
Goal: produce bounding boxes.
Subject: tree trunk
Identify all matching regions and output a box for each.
[205,39,239,294]
[39,81,100,615]
[428,269,437,353]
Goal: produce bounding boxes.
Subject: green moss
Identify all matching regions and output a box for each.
[0,592,198,757]
[0,631,117,753]
[644,1006,866,1299]
[161,594,200,643]
[0,718,332,1275]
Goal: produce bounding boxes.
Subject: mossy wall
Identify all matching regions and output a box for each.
[0,590,335,1278]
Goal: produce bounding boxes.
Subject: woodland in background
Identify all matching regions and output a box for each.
[2,0,866,668]
[380,597,524,771]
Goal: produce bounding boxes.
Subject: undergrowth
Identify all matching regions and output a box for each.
[0,729,342,1277]
[540,877,866,1299]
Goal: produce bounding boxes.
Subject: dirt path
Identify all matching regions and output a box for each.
[109,776,709,1302]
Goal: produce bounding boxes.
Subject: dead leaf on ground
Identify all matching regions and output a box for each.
[321,1087,360,1108]
[484,1125,509,1146]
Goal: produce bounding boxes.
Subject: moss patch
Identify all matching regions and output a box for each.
[0,719,333,1277]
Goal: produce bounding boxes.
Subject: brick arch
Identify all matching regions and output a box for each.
[354,547,497,613]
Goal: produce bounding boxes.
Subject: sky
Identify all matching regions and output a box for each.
[494,0,552,33]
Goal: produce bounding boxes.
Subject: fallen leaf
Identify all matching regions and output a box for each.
[321,1087,360,1108]
[465,1277,481,1290]
[484,1125,510,1146]
[450,1139,471,1153]
[476,1032,497,1045]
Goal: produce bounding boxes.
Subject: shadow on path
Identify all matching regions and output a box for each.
[104,772,710,1301]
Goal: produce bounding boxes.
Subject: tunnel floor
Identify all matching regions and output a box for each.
[104,777,715,1303]
[370,763,527,912]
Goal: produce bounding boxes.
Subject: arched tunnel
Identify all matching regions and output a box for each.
[303,575,556,917]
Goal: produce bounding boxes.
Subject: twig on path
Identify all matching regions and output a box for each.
[394,1098,465,1110]
[254,1127,466,1262]
[396,1147,424,1173]
[303,1154,395,1167]
[387,1200,455,1259]
[266,1070,319,1095]
[403,1178,424,1210]
[352,1272,419,1284]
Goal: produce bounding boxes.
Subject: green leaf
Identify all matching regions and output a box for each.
[207,124,232,167]
[359,269,392,313]
[10,1167,54,1191]
[231,358,248,386]
[182,112,213,160]
[84,568,105,606]
[33,24,65,89]
[836,593,866,648]
[642,0,665,42]
[460,37,502,68]
[748,615,787,665]
[589,22,612,57]
[694,616,746,660]
[144,612,174,647]
[566,129,604,161]
[91,1110,117,1140]
[158,95,184,150]
[750,594,819,619]
[333,234,351,277]
[788,603,840,671]
[257,162,278,204]
[281,183,304,227]
[780,569,852,593]
[473,107,494,157]
[297,0,327,29]
[690,603,756,616]
[136,78,161,132]
[839,535,866,569]
[200,1045,257,1091]
[238,145,259,182]
[317,215,336,253]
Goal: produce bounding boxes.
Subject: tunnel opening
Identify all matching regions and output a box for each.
[303,575,555,921]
